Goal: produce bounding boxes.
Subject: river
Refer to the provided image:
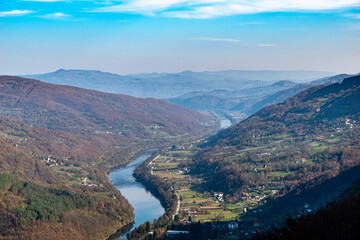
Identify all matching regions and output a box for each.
[108,118,231,239]
[108,149,164,239]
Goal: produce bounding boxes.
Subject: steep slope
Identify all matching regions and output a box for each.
[0,121,134,240]
[0,76,215,138]
[167,81,297,115]
[191,75,360,196]
[253,176,360,240]
[166,75,351,119]
[246,74,353,114]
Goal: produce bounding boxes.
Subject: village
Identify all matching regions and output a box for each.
[150,145,271,223]
[148,116,358,238]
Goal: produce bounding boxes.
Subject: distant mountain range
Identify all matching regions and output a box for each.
[24,69,334,99]
[168,74,354,119]
[167,80,298,115]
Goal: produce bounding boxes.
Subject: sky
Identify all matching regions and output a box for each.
[1,0,360,75]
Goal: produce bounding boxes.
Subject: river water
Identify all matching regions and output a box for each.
[108,149,164,239]
[108,118,231,238]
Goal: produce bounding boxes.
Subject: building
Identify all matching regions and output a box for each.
[228,222,238,229]
[167,230,190,238]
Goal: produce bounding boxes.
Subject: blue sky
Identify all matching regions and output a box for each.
[1,0,360,75]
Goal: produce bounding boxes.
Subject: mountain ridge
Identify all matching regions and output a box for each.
[190,75,360,198]
[23,69,335,99]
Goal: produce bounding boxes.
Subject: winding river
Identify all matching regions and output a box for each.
[108,118,231,239]
[108,149,163,239]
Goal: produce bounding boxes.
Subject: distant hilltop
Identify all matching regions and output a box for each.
[23,69,335,99]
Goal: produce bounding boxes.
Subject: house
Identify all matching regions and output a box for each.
[228,222,238,229]
[253,222,260,227]
[316,136,325,140]
[301,158,306,163]
[203,201,211,206]
[190,207,199,212]
[167,230,189,238]
[214,192,224,198]
[242,192,252,200]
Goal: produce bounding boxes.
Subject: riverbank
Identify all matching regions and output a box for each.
[125,118,232,239]
[107,149,165,239]
[121,149,177,239]
[133,149,178,213]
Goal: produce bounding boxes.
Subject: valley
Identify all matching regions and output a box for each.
[0,74,358,240]
[123,75,360,239]
[0,76,218,239]
[3,1,359,239]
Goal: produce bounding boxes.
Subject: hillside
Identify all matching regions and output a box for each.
[190,75,360,199]
[167,80,297,115]
[0,118,135,239]
[253,176,360,240]
[246,74,353,115]
[24,69,333,99]
[0,76,214,138]
[167,74,353,120]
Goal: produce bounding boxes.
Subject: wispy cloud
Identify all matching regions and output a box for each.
[238,21,264,26]
[258,43,276,47]
[190,37,240,42]
[0,10,35,17]
[39,12,85,21]
[92,0,360,18]
[345,13,360,19]
[22,0,67,2]
[40,12,71,19]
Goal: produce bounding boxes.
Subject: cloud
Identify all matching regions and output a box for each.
[0,10,35,17]
[238,21,264,25]
[345,13,360,19]
[92,0,360,18]
[40,12,71,19]
[22,0,67,2]
[190,37,240,42]
[258,43,276,47]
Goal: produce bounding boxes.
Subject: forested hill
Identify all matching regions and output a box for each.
[253,176,360,240]
[208,75,360,147]
[0,116,135,239]
[191,75,360,196]
[0,76,215,137]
